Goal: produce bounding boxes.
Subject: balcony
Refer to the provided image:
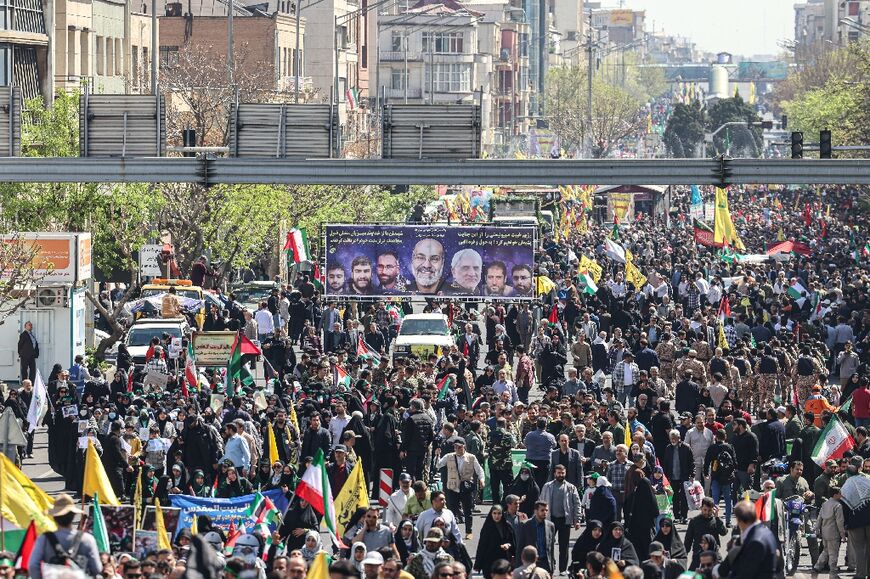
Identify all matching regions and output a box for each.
[380,51,422,61]
[385,87,422,99]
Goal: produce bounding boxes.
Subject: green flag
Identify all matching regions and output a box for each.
[92,492,110,553]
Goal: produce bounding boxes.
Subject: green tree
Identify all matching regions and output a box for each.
[543,66,587,151]
[589,78,644,158]
[782,82,860,151]
[706,95,761,157]
[663,101,706,158]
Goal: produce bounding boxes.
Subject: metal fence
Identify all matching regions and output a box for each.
[228,103,338,158]
[382,104,481,159]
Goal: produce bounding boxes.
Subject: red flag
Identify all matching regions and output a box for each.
[13,521,37,572]
[821,219,828,239]
[463,340,469,357]
[717,297,731,322]
[225,521,241,549]
[548,306,559,324]
[803,203,812,227]
[127,370,134,393]
[180,379,189,398]
[145,343,155,362]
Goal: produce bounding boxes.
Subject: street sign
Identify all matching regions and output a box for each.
[139,244,163,277]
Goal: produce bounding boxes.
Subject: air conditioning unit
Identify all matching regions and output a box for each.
[35,287,68,308]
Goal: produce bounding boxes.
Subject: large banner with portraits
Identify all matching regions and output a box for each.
[324,224,536,299]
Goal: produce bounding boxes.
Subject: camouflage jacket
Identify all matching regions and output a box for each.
[489,427,517,471]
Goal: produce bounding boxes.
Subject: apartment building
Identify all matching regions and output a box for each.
[1,0,51,101]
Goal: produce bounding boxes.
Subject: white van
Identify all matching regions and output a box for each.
[390,313,454,363]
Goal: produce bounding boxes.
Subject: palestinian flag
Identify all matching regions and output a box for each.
[284,228,312,264]
[604,238,626,263]
[756,490,776,522]
[248,492,283,527]
[295,449,345,547]
[436,374,455,400]
[13,521,36,572]
[356,335,381,366]
[224,520,243,554]
[609,221,619,241]
[811,415,855,467]
[334,365,352,389]
[225,334,255,397]
[183,341,197,397]
[787,282,808,300]
[578,270,598,295]
[548,305,559,324]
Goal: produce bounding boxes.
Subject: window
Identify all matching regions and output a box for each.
[0,0,7,31]
[518,33,529,57]
[391,31,404,51]
[96,36,103,75]
[81,31,89,76]
[160,45,179,67]
[848,1,860,16]
[390,68,406,89]
[424,63,470,92]
[115,38,122,76]
[106,37,114,75]
[0,44,8,85]
[422,31,464,54]
[132,46,139,87]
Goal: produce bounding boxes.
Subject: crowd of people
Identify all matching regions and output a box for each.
[9,183,870,579]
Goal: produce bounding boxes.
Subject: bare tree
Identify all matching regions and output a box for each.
[0,233,48,326]
[160,42,276,146]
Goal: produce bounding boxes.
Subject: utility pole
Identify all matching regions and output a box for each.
[228,0,235,87]
[586,13,593,144]
[151,0,157,95]
[294,0,301,102]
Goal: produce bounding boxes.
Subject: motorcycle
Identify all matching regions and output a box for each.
[781,495,820,576]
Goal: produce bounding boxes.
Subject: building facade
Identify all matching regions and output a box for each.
[1,0,51,101]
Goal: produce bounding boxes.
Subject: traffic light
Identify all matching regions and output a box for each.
[820,129,832,159]
[781,114,788,130]
[791,131,803,159]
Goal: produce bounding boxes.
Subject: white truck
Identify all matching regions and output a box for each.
[390,313,454,363]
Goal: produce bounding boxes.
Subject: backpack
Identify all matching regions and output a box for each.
[45,531,87,570]
[712,446,736,482]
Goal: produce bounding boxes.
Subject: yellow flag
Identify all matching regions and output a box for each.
[154,498,173,551]
[718,322,729,350]
[777,227,785,242]
[83,440,121,506]
[624,252,647,290]
[0,453,54,512]
[288,402,300,435]
[624,422,633,447]
[334,460,369,537]
[0,453,57,533]
[307,551,330,579]
[267,422,280,466]
[133,465,143,528]
[713,187,746,251]
[190,512,198,536]
[536,275,556,296]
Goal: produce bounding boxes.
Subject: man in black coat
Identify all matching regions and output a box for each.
[730,418,759,496]
[17,321,39,383]
[301,413,331,459]
[399,399,434,483]
[722,501,779,579]
[516,502,557,573]
[674,371,700,415]
[758,408,786,462]
[103,421,128,500]
[183,416,224,483]
[663,429,694,523]
[550,433,583,488]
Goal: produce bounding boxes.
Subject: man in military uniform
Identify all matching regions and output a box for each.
[488,417,517,504]
[655,333,677,387]
[792,346,823,404]
[676,350,707,384]
[755,346,781,413]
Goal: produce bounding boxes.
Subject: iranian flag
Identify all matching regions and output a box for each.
[356,335,381,366]
[284,228,312,264]
[811,415,855,467]
[578,270,598,295]
[183,341,197,397]
[295,449,345,547]
[755,490,776,522]
[334,365,352,389]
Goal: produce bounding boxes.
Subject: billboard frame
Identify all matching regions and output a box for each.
[320,222,537,301]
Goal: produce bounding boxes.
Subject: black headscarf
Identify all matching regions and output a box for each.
[571,520,604,572]
[279,496,319,551]
[474,506,516,574]
[597,522,640,566]
[506,466,540,516]
[653,518,687,569]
